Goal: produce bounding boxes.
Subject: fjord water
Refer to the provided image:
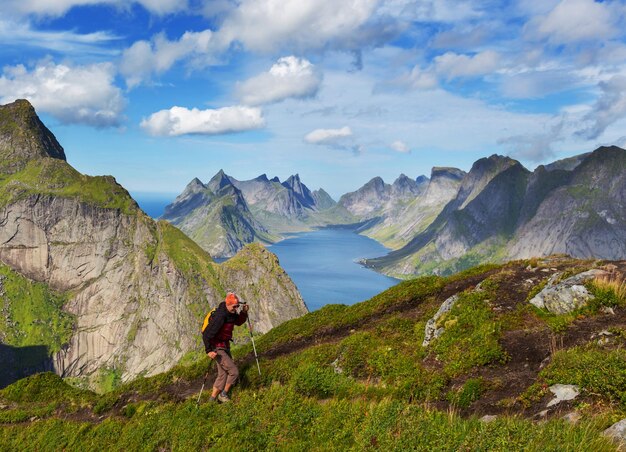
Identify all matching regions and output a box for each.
[269,228,400,311]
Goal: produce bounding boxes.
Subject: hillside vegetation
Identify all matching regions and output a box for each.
[1,257,625,450]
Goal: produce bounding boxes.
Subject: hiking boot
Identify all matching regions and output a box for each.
[217,392,231,403]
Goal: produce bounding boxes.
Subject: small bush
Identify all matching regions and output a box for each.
[291,363,348,398]
[447,378,486,408]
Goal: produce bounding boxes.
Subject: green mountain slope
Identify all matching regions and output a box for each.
[0,99,308,391]
[1,257,625,449]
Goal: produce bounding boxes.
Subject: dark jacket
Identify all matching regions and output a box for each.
[202,302,247,353]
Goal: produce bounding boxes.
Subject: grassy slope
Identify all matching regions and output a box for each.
[0,264,73,356]
[1,258,625,450]
[0,157,138,214]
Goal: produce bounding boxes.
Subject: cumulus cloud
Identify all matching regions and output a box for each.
[390,140,410,153]
[236,57,322,106]
[216,0,381,53]
[304,126,352,145]
[434,50,500,80]
[4,0,186,17]
[120,30,213,87]
[576,75,626,140]
[527,0,619,44]
[0,61,125,127]
[140,105,264,136]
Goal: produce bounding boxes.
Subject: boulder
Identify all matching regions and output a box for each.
[547,384,579,407]
[603,419,626,449]
[529,269,607,314]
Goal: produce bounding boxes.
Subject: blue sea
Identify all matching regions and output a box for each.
[268,229,400,311]
[133,194,399,312]
[132,192,176,219]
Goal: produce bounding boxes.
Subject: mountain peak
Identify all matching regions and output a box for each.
[207,169,233,192]
[254,174,270,182]
[0,99,66,174]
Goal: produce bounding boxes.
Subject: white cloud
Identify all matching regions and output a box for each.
[120,30,213,87]
[4,0,185,17]
[140,105,265,136]
[0,19,119,56]
[434,50,500,80]
[576,75,626,140]
[216,0,381,53]
[304,126,352,145]
[236,56,322,106]
[0,61,125,127]
[528,0,619,44]
[390,140,410,153]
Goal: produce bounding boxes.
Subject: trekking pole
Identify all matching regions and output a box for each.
[247,316,262,376]
[196,362,211,407]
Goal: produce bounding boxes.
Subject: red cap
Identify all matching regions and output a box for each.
[225,293,239,306]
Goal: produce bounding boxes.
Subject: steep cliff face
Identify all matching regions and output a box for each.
[0,100,307,389]
[365,148,626,278]
[509,146,626,260]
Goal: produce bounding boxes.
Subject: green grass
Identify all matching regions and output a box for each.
[0,158,138,214]
[539,345,626,408]
[0,263,73,356]
[430,282,508,377]
[0,387,618,451]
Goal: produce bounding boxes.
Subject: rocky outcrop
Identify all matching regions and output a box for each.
[0,100,308,389]
[529,270,607,314]
[422,294,459,347]
[0,99,65,174]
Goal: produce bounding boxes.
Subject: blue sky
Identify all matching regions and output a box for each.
[1,0,626,199]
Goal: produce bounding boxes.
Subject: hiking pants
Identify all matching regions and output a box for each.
[213,349,239,391]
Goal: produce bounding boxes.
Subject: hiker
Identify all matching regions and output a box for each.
[202,292,249,403]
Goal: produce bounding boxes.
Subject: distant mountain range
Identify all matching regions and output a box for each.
[166,146,626,278]
[162,171,354,257]
[363,147,626,277]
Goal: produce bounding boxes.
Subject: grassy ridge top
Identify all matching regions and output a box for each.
[0,157,138,214]
[1,257,625,449]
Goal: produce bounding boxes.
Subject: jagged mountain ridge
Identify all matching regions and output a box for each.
[163,170,355,257]
[365,147,626,277]
[0,99,308,390]
[347,168,466,249]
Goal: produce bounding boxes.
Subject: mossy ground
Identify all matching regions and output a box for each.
[1,258,625,450]
[0,158,138,214]
[0,263,73,357]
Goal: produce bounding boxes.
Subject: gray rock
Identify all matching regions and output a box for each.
[603,419,626,449]
[423,294,459,347]
[547,384,580,407]
[529,270,607,314]
[479,415,497,423]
